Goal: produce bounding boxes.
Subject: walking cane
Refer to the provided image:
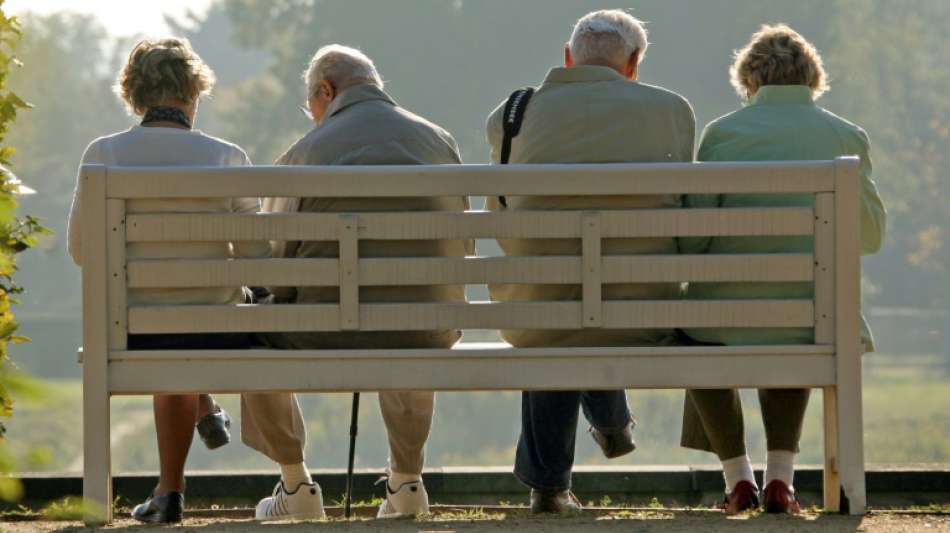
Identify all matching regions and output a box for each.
[344,392,360,519]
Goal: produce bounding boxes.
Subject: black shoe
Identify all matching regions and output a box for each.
[529,489,582,515]
[589,417,637,459]
[132,492,184,523]
[197,408,231,450]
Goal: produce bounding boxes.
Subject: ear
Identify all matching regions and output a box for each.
[320,79,336,100]
[624,49,641,80]
[564,43,574,67]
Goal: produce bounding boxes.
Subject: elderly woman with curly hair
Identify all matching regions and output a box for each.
[67,38,269,523]
[678,25,886,514]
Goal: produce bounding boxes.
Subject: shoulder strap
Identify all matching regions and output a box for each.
[498,87,535,207]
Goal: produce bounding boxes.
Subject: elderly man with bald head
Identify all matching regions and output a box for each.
[241,44,471,522]
[484,9,695,513]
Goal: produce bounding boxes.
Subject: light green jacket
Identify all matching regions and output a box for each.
[680,85,887,351]
[486,65,695,347]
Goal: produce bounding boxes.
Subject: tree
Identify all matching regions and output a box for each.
[0,0,50,501]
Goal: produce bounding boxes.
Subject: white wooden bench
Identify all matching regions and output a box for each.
[79,157,866,521]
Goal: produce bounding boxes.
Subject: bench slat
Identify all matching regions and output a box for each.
[108,352,835,393]
[110,344,835,361]
[126,254,816,288]
[127,300,814,334]
[103,161,835,199]
[125,208,814,242]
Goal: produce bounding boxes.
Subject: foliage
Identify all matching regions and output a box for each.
[0,0,50,501]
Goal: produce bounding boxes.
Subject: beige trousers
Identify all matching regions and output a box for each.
[241,391,434,475]
[240,330,453,475]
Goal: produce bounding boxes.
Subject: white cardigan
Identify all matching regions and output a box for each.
[67,125,270,306]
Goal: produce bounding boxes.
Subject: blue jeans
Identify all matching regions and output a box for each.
[514,390,632,491]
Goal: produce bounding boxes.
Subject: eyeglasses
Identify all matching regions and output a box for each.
[299,104,314,121]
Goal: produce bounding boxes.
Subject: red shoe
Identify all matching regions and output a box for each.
[723,480,760,514]
[763,480,801,514]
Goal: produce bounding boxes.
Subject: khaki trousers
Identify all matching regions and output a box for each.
[241,330,453,475]
[241,390,434,475]
[680,388,810,460]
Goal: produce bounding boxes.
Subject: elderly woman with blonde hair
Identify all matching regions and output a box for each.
[67,38,269,523]
[678,25,886,514]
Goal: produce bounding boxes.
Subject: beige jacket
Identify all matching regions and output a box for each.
[485,65,696,347]
[262,84,471,349]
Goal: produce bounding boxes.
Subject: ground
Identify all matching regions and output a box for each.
[3,509,950,533]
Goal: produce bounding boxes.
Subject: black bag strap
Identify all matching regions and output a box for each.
[498,87,535,207]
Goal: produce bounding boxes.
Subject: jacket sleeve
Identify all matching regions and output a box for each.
[677,125,721,254]
[855,130,886,255]
[485,101,505,164]
[67,140,104,266]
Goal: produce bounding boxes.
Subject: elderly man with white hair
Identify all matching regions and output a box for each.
[240,44,471,521]
[484,10,695,513]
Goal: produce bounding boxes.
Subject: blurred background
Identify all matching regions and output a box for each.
[3,0,948,474]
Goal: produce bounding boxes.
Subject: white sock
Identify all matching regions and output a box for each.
[280,462,312,488]
[765,450,795,487]
[387,471,421,490]
[721,455,756,493]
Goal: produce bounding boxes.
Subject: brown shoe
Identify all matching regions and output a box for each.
[723,480,760,514]
[589,417,637,459]
[763,480,801,514]
[530,489,582,515]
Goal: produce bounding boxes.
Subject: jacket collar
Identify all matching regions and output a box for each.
[324,83,396,119]
[541,65,628,86]
[748,85,815,106]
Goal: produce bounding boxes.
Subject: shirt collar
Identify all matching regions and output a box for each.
[541,65,628,86]
[748,85,815,106]
[324,83,396,119]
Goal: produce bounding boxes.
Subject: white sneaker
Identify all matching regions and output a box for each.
[255,480,325,522]
[376,475,429,519]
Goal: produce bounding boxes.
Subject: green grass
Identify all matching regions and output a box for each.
[4,356,949,473]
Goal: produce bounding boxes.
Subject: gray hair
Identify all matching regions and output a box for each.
[569,9,649,69]
[303,44,383,96]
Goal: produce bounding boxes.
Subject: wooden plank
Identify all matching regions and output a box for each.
[602,254,813,283]
[106,200,127,350]
[128,258,339,288]
[125,208,815,242]
[814,193,835,343]
[823,386,841,512]
[338,215,359,330]
[832,155,866,514]
[110,344,836,362]
[79,164,112,524]
[581,212,602,327]
[126,300,814,334]
[108,354,836,394]
[103,160,835,199]
[125,254,814,288]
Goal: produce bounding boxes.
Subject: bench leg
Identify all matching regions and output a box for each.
[83,364,112,524]
[822,386,841,512]
[835,363,867,515]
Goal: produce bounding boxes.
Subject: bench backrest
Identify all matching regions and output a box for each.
[79,158,862,393]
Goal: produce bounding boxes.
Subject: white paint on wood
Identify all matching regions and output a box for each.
[338,215,359,330]
[108,355,836,394]
[80,165,112,524]
[832,156,867,514]
[814,193,835,343]
[581,212,602,327]
[125,208,814,242]
[103,160,836,199]
[106,200,127,350]
[126,300,814,334]
[125,254,815,288]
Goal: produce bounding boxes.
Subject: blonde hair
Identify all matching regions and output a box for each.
[115,38,215,115]
[730,24,829,100]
